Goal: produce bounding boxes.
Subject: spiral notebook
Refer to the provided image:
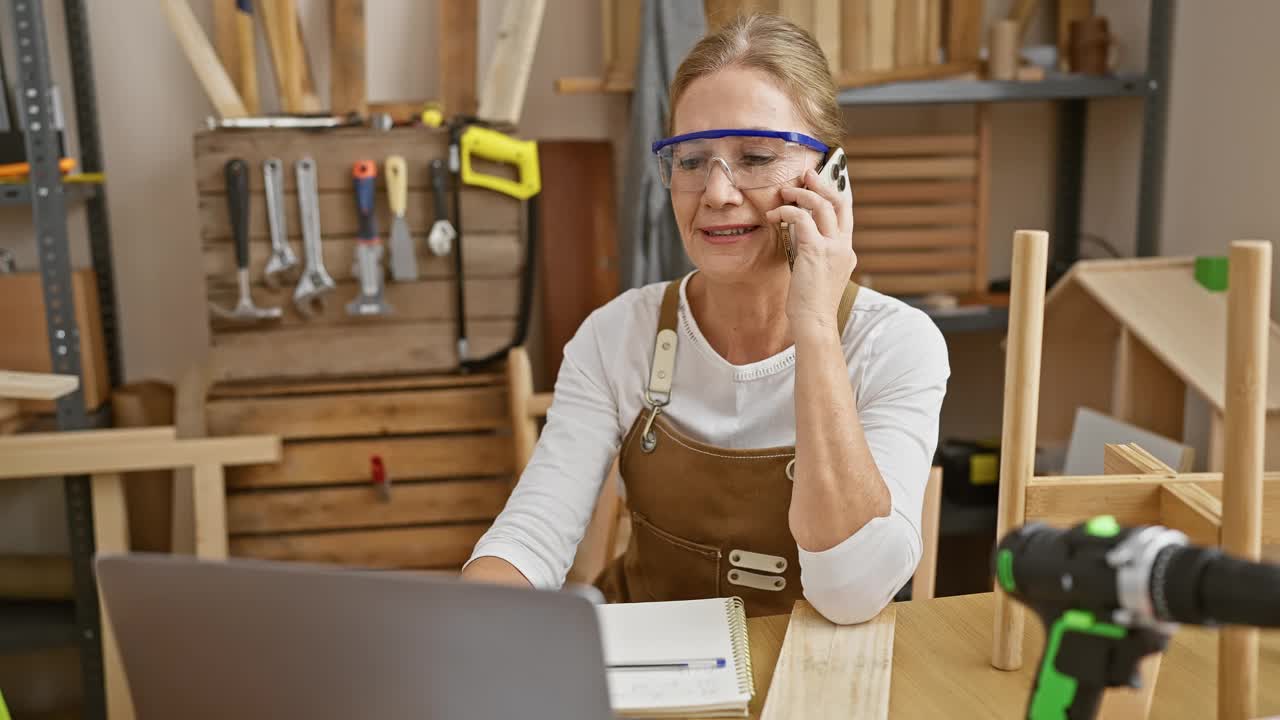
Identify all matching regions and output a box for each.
[596,597,754,718]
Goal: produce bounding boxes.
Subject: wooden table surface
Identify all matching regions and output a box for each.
[728,592,1280,720]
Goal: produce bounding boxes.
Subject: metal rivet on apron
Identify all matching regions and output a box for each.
[662,341,671,350]
[785,458,796,481]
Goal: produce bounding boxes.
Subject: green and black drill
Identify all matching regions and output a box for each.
[993,515,1280,720]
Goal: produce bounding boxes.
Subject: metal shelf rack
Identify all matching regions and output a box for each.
[0,1,121,718]
[839,1,1176,309]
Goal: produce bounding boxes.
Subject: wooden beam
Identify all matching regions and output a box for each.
[1104,442,1176,476]
[0,434,280,480]
[329,0,366,116]
[477,0,546,126]
[914,466,942,600]
[1160,483,1222,546]
[1025,472,1280,544]
[1221,240,1271,720]
[91,472,135,720]
[945,0,983,64]
[761,601,896,719]
[993,230,1049,672]
[160,0,248,118]
[192,463,229,560]
[235,0,260,114]
[438,0,477,116]
[0,370,78,399]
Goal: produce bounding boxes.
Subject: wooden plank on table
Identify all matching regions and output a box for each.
[853,181,976,204]
[227,477,510,534]
[851,272,974,295]
[202,233,521,284]
[438,0,477,115]
[848,157,977,181]
[207,277,521,331]
[856,250,973,273]
[230,523,490,568]
[845,134,977,157]
[226,433,514,489]
[0,370,78,400]
[894,0,928,68]
[209,372,502,399]
[198,189,519,241]
[195,128,458,192]
[761,600,895,719]
[867,0,894,72]
[841,0,870,74]
[0,435,281,481]
[330,0,366,116]
[537,141,618,384]
[855,205,976,228]
[1160,483,1222,546]
[477,0,546,126]
[205,383,508,439]
[1103,442,1177,476]
[207,321,519,381]
[946,0,983,63]
[854,229,973,250]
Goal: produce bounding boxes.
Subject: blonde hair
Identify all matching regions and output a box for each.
[668,13,844,149]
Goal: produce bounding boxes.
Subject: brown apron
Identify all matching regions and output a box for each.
[596,275,859,618]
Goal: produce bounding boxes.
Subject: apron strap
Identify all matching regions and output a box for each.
[645,277,860,406]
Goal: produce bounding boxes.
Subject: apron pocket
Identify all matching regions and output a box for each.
[626,511,722,602]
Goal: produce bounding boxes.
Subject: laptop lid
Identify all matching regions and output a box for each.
[96,553,614,720]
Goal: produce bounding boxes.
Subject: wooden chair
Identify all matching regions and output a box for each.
[505,347,944,599]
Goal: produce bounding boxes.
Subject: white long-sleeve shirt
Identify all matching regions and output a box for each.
[466,275,951,624]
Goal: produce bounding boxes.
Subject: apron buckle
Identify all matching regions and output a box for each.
[640,393,667,453]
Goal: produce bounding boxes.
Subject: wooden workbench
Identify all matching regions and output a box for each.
[730,592,1280,719]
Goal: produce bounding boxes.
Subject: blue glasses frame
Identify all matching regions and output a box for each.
[651,129,829,155]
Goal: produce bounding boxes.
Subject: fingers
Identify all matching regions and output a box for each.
[764,204,820,239]
[779,180,839,239]
[802,166,855,234]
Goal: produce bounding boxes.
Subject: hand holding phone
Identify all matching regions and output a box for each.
[779,147,851,271]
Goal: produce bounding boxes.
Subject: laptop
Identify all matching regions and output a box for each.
[96,553,615,720]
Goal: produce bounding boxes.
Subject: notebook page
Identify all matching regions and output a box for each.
[596,598,749,714]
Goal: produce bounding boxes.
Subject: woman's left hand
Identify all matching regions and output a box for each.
[765,167,857,335]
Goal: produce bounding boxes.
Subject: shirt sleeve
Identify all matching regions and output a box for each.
[798,307,951,624]
[463,311,623,589]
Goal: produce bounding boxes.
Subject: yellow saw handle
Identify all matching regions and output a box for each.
[459,125,541,200]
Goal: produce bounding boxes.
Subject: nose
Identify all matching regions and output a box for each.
[701,158,742,208]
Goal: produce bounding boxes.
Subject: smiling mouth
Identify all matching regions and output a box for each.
[700,225,761,241]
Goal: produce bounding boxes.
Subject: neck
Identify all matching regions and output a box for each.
[687,269,792,365]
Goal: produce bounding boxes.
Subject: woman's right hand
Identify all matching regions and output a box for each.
[460,556,535,588]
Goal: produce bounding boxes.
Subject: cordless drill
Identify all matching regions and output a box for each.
[993,515,1280,720]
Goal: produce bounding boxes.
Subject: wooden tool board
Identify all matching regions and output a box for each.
[194,127,528,382]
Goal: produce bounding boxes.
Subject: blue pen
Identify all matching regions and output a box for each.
[608,657,727,671]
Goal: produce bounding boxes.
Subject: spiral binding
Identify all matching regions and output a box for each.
[725,596,755,700]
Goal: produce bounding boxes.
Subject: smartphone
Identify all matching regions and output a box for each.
[780,147,851,270]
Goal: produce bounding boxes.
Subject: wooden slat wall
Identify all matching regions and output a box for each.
[194,127,526,380]
[207,373,514,571]
[848,124,990,296]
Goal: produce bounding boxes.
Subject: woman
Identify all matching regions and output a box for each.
[462,13,950,625]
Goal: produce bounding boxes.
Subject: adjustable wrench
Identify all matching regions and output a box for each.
[292,156,336,316]
[346,160,393,316]
[262,158,299,287]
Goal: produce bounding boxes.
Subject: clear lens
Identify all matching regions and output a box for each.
[656,137,811,191]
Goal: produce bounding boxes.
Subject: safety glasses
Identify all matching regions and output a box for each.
[652,129,829,192]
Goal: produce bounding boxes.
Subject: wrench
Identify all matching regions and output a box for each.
[262,158,299,287]
[292,156,336,316]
